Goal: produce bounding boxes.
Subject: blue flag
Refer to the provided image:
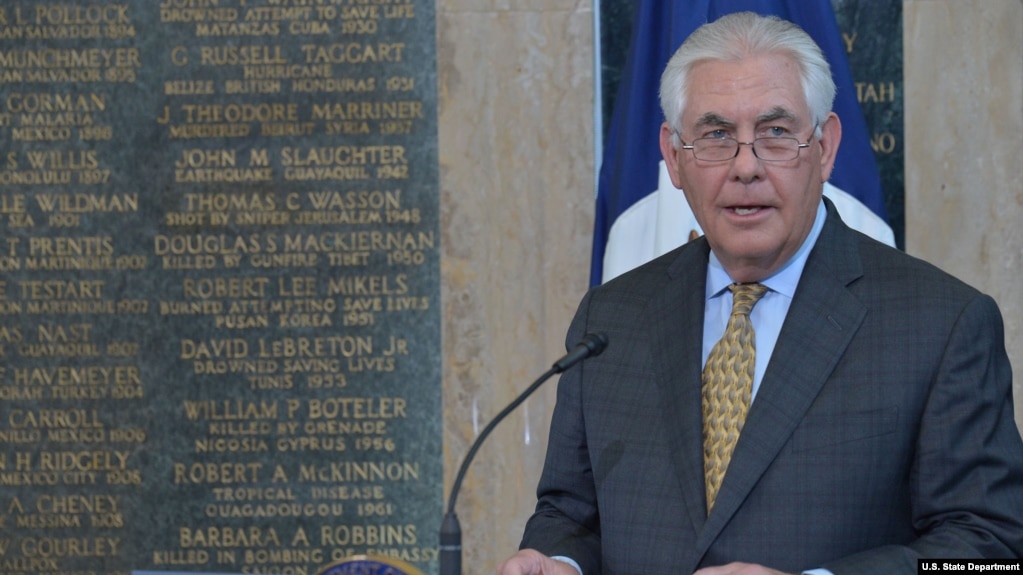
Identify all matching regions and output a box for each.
[592,0,888,285]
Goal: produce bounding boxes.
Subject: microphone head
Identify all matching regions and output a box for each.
[581,332,609,356]
[551,332,610,373]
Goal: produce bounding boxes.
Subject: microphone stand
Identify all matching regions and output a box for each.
[439,334,607,575]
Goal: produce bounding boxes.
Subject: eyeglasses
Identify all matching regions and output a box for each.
[679,127,816,162]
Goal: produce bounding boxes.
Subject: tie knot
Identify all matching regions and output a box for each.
[728,283,767,316]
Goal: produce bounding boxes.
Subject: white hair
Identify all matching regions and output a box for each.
[659,11,836,147]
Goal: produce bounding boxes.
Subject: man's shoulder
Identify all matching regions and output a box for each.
[580,240,707,325]
[599,237,705,291]
[835,226,985,303]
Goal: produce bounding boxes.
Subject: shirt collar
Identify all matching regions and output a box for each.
[707,200,827,299]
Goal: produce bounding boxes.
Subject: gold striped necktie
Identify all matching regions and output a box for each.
[702,282,768,512]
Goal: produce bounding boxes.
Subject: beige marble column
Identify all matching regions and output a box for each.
[437,1,595,573]
[438,0,1023,573]
[904,0,1023,426]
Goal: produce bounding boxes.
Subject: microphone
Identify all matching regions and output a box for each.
[439,332,608,575]
[552,332,610,372]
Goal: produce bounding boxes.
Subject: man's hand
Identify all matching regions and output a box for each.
[496,549,578,575]
[694,562,795,575]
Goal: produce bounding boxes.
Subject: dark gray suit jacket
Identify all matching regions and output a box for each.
[520,201,1023,574]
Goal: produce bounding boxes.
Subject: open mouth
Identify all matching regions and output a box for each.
[731,207,763,216]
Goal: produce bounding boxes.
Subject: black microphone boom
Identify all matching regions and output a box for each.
[439,332,608,575]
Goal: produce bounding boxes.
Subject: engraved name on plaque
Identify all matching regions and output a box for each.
[0,1,441,574]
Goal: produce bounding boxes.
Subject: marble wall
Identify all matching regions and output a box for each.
[437,0,1023,573]
[437,1,595,571]
[903,0,1023,424]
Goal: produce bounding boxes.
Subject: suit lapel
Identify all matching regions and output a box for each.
[649,240,712,538]
[692,204,868,560]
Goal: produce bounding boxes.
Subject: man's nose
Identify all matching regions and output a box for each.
[730,141,764,180]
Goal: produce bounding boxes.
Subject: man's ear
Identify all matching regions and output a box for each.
[659,122,685,189]
[818,112,842,182]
